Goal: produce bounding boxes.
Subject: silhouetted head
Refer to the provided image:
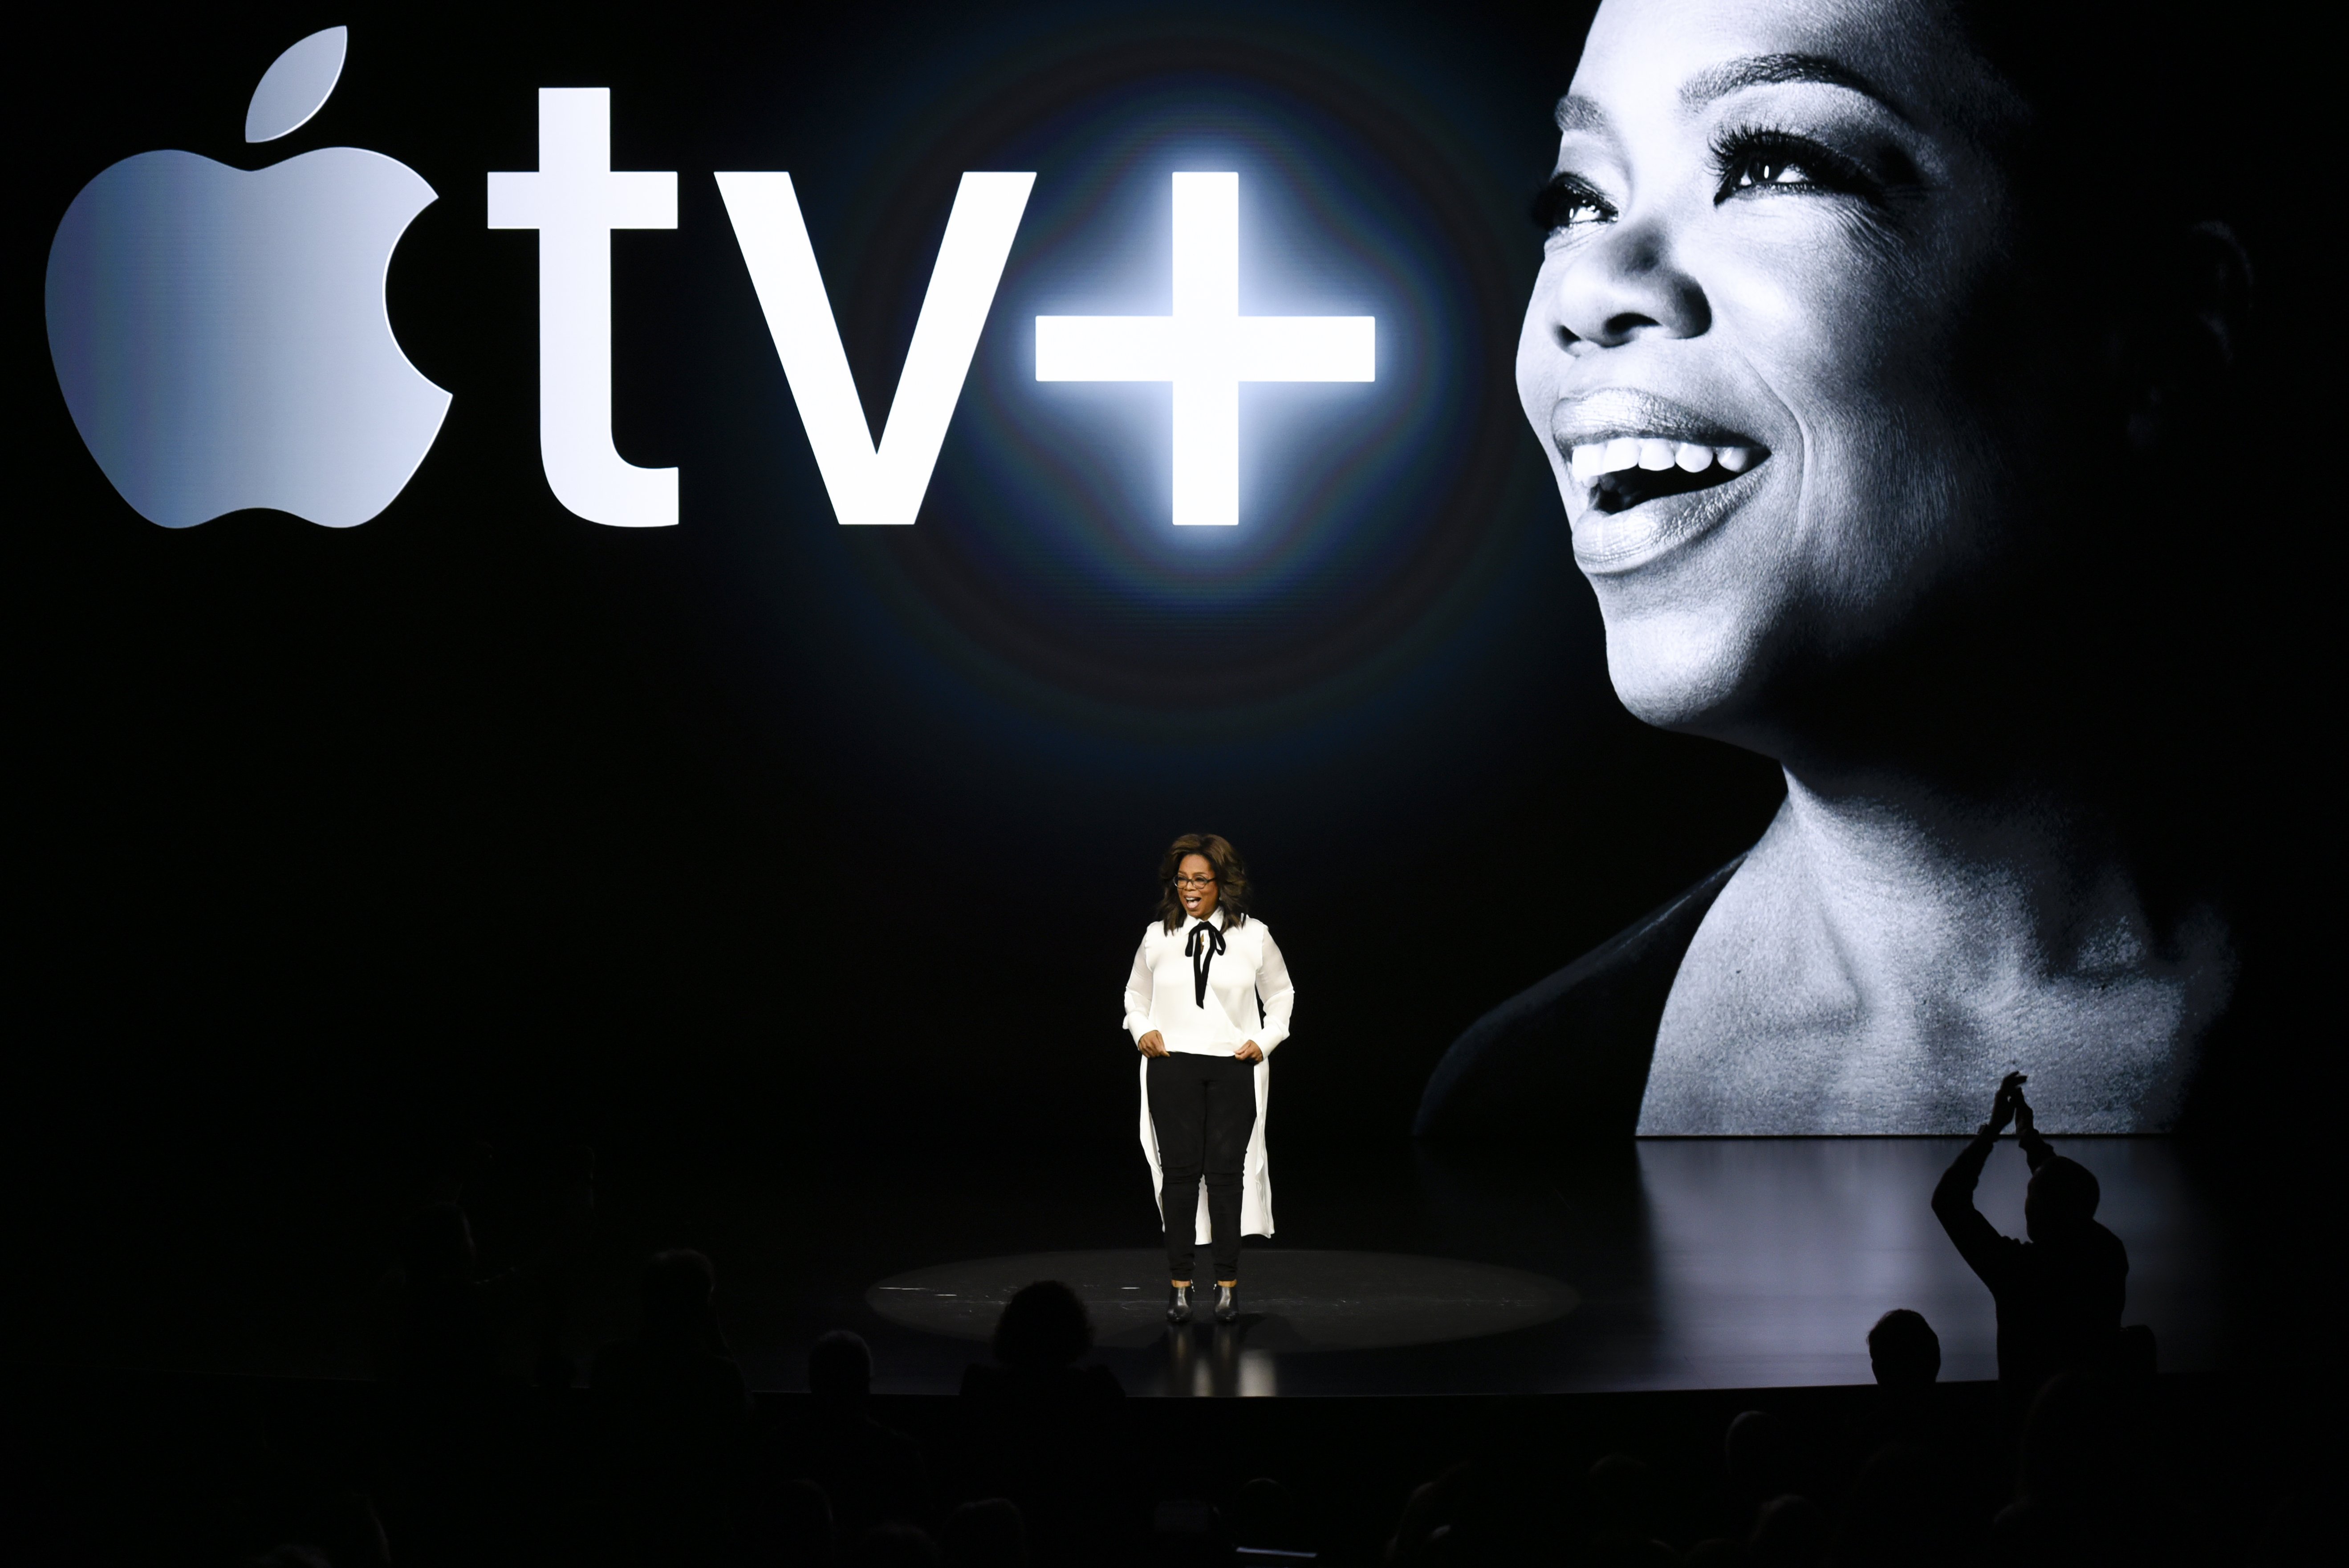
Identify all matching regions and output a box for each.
[991,1280,1093,1371]
[1231,1477,1303,1553]
[848,1521,942,1568]
[1746,1494,1826,1565]
[1724,1410,1796,1502]
[1152,1499,1228,1568]
[298,1491,391,1568]
[1586,1453,1664,1539]
[1837,1443,1955,1568]
[244,1548,331,1568]
[2018,1370,2133,1503]
[2024,1156,2101,1239]
[638,1248,719,1346]
[746,1477,833,1562]
[399,1202,475,1288]
[941,1497,1027,1568]
[809,1328,874,1398]
[1868,1309,1942,1389]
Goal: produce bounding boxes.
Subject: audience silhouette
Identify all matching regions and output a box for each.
[1859,1307,1950,1458]
[1933,1073,2130,1408]
[940,1496,1029,1568]
[1585,1452,1674,1565]
[738,1474,835,1567]
[378,1200,539,1566]
[1833,1439,1965,1568]
[1723,1409,1801,1519]
[592,1249,751,1442]
[90,1066,2260,1567]
[1744,1492,1826,1565]
[845,1519,945,1567]
[590,1249,750,1564]
[386,1201,504,1394]
[1866,1308,1940,1391]
[782,1329,929,1533]
[1228,1476,1307,1560]
[1990,1366,2212,1567]
[956,1281,1126,1566]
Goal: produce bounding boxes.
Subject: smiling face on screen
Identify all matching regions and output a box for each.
[1519,0,2052,748]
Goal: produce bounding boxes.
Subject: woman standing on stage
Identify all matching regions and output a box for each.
[1125,833,1294,1326]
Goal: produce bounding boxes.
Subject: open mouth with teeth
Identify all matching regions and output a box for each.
[1569,437,1768,514]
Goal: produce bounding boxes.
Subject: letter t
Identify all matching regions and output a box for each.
[488,89,678,527]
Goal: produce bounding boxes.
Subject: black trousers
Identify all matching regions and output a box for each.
[1147,1052,1258,1282]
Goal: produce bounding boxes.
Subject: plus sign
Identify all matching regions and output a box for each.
[1036,173,1374,527]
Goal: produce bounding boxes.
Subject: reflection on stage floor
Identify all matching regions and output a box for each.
[1627,1137,2223,1390]
[813,1136,2225,1397]
[15,1132,2232,1399]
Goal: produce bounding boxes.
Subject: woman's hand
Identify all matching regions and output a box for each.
[1235,1041,1264,1063]
[1137,1031,1168,1057]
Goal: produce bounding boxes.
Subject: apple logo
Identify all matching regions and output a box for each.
[45,26,450,529]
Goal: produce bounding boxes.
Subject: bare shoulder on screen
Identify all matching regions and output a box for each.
[1643,810,2234,1135]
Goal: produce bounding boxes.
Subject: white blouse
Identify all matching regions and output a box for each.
[1123,909,1296,1239]
[1122,911,1295,1055]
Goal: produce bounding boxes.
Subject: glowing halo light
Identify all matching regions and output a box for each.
[703,43,1527,735]
[1035,172,1374,526]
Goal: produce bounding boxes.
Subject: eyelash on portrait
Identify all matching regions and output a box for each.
[1531,128,1890,243]
[1530,172,1616,236]
[1707,125,1882,204]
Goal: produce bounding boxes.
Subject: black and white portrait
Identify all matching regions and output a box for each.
[1419,0,2273,1138]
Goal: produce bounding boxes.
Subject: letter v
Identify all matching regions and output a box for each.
[718,171,1033,526]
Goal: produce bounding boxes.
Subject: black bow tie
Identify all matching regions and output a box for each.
[1184,921,1226,1007]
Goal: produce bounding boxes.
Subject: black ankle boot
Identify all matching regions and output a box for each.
[1166,1284,1192,1324]
[1215,1283,1239,1323]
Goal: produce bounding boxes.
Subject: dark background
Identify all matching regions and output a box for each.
[9,0,2319,1374]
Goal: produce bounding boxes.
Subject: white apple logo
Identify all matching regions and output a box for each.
[45,26,450,529]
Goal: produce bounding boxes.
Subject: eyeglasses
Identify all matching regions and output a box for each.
[1173,874,1217,889]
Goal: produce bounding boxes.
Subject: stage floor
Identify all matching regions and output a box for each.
[813,1137,2230,1397]
[10,1133,2235,1398]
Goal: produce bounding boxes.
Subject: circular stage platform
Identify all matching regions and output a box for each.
[867,1248,1579,1352]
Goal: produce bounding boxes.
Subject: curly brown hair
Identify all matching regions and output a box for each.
[1157,833,1250,932]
